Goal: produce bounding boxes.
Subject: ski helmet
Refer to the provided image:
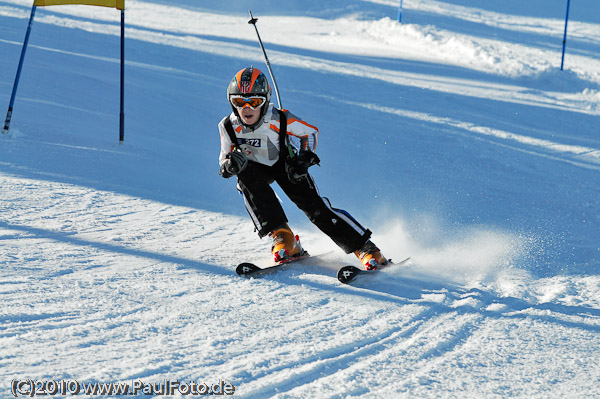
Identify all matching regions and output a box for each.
[227,67,271,126]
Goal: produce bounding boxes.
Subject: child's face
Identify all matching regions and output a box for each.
[239,106,261,126]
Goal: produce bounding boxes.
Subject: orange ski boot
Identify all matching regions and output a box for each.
[270,224,304,263]
[354,240,388,270]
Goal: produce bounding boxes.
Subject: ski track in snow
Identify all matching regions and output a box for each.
[1,173,599,397]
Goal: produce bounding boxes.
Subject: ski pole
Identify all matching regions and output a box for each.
[248,10,296,158]
[248,10,282,109]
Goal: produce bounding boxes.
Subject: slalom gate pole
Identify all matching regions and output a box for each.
[397,0,403,23]
[119,8,125,142]
[3,5,37,134]
[248,10,282,109]
[560,0,571,71]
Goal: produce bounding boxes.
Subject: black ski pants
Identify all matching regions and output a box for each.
[236,160,371,254]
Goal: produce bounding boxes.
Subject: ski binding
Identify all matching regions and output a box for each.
[337,256,411,284]
[236,251,310,277]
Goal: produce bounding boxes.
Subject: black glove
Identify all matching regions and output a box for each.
[220,151,248,178]
[285,150,320,183]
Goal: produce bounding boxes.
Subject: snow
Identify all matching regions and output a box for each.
[1,0,599,397]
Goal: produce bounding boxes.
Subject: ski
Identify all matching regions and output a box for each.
[337,256,411,284]
[236,251,311,277]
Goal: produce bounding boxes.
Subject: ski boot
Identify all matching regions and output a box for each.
[270,224,304,263]
[354,240,388,270]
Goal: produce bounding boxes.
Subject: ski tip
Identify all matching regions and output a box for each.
[236,262,261,276]
[397,256,411,265]
[236,253,310,277]
[337,265,363,284]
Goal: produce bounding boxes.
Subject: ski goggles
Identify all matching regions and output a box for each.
[230,95,266,110]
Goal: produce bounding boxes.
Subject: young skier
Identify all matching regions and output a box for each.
[218,67,387,270]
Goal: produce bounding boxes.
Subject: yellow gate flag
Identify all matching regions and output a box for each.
[33,0,124,10]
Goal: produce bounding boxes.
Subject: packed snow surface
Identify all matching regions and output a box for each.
[1,0,599,397]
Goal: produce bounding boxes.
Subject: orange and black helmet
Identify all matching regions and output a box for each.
[227,67,271,123]
[227,67,271,99]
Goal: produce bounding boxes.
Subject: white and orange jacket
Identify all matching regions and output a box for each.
[218,103,319,168]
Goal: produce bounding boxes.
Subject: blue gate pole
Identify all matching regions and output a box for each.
[560,0,571,71]
[397,0,403,22]
[119,8,125,142]
[3,5,37,134]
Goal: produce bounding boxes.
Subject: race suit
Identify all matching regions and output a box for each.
[218,103,371,253]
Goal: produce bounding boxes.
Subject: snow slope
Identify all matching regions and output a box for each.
[1,0,599,397]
